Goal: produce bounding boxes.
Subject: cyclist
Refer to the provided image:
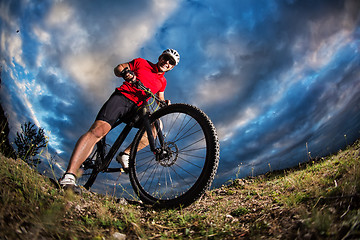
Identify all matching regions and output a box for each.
[59,49,180,191]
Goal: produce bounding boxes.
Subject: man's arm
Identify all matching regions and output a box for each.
[114,63,137,83]
[157,91,171,105]
[157,91,165,101]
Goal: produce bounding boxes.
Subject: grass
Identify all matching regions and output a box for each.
[0,155,143,239]
[0,139,359,239]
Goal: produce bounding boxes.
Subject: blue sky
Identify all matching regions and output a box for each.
[1,0,360,194]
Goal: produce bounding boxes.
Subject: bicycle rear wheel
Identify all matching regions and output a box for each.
[129,103,220,208]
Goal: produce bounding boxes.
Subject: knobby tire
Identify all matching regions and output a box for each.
[129,103,220,208]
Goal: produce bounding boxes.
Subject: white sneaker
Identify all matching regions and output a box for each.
[116,152,129,172]
[59,173,82,194]
[59,173,77,186]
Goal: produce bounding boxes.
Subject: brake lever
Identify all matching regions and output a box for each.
[159,101,168,108]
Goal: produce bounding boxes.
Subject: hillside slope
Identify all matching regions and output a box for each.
[0,139,359,239]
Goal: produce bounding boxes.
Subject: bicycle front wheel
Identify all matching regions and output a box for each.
[129,103,220,208]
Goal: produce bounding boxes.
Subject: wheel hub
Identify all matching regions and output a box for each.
[156,142,179,167]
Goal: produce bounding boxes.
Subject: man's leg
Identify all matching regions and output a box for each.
[66,120,111,175]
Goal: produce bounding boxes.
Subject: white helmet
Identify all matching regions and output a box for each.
[160,49,180,65]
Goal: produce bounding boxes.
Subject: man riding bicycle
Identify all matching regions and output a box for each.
[59,49,180,191]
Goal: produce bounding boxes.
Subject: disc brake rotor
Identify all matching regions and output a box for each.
[156,142,179,167]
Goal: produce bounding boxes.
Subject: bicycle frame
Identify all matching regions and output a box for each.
[81,102,220,208]
[97,105,164,173]
[83,72,169,184]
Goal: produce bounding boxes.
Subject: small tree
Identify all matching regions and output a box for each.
[0,105,16,158]
[14,121,48,166]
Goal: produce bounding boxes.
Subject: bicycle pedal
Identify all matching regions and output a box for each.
[121,168,129,174]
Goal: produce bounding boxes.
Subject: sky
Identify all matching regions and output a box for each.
[1,0,360,195]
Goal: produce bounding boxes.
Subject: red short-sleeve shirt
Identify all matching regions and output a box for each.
[117,58,167,106]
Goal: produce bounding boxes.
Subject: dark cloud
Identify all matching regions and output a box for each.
[1,0,360,194]
[164,0,360,183]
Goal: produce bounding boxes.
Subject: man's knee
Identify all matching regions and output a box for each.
[89,120,111,139]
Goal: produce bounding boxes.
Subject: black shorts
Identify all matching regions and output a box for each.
[96,91,138,127]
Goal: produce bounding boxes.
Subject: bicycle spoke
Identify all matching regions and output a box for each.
[177,154,204,169]
[137,154,157,182]
[141,160,160,190]
[171,162,198,182]
[174,127,202,143]
[154,165,166,196]
[178,137,205,152]
[172,115,195,141]
[163,115,200,143]
[162,112,181,139]
[135,153,155,169]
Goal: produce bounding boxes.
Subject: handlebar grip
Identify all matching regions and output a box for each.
[120,68,168,108]
[120,67,136,83]
[158,100,168,108]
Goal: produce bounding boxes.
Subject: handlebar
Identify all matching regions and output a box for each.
[120,67,168,108]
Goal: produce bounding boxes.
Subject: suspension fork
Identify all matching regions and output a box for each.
[142,108,165,153]
[155,119,165,146]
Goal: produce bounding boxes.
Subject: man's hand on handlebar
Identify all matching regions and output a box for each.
[157,99,170,108]
[120,67,136,83]
[120,67,171,108]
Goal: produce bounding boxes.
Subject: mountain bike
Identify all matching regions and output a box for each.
[78,69,220,208]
